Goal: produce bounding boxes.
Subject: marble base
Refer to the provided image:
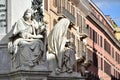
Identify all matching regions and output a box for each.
[11,63,48,72]
[0,73,9,80]
[9,70,51,80]
[48,72,86,80]
[0,71,86,80]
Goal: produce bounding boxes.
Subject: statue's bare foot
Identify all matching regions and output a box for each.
[29,63,35,67]
[55,68,62,74]
[67,68,73,73]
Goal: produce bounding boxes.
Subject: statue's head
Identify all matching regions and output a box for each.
[23,8,34,21]
[57,16,64,21]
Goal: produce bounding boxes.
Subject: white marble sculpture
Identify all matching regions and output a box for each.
[48,18,76,73]
[8,9,46,69]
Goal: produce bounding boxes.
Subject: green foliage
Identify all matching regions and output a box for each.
[113,23,118,28]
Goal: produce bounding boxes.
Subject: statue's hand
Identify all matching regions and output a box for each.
[28,34,43,39]
[36,34,43,38]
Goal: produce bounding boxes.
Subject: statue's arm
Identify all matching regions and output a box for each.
[28,33,43,39]
[37,22,47,33]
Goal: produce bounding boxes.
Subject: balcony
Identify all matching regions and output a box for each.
[58,7,75,24]
[71,0,90,16]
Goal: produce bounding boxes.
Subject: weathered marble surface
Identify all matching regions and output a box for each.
[0,45,10,74]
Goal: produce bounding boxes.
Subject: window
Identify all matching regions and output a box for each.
[115,53,119,63]
[115,52,118,62]
[93,51,98,68]
[44,0,48,11]
[118,72,120,79]
[100,36,102,47]
[82,18,86,32]
[89,28,98,43]
[71,5,75,15]
[77,40,83,57]
[101,58,103,70]
[117,54,119,63]
[97,34,99,45]
[53,0,57,7]
[72,33,75,44]
[117,71,119,79]
[112,47,114,58]
[93,10,96,17]
[87,48,93,61]
[98,15,100,20]
[93,30,97,43]
[104,61,111,76]
[90,27,93,40]
[114,69,116,79]
[77,13,82,26]
[67,1,70,11]
[102,19,104,25]
[104,39,111,55]
[76,39,80,56]
[62,0,66,8]
[0,0,7,33]
[87,24,90,37]
[77,13,82,32]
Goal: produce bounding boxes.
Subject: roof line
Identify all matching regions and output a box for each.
[89,0,115,31]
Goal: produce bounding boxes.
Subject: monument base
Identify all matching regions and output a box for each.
[48,72,86,80]
[0,73,9,80]
[9,70,51,80]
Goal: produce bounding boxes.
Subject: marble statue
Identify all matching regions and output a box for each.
[62,41,76,73]
[32,0,43,22]
[8,9,46,69]
[48,17,76,73]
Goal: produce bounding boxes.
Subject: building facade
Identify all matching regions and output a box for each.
[44,0,89,58]
[86,1,120,80]
[44,0,120,80]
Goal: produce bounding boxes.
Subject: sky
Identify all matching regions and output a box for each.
[92,0,120,27]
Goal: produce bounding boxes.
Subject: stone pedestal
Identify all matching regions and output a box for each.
[9,61,51,80]
[48,77,85,80]
[9,70,51,80]
[48,72,85,80]
[0,73,9,80]
[0,45,10,80]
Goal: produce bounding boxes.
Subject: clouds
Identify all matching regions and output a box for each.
[113,17,120,23]
[93,0,120,9]
[93,0,120,27]
[93,0,120,3]
[94,1,109,10]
